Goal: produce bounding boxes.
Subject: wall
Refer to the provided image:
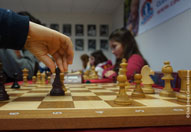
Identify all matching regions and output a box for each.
[110,2,191,72]
[136,9,191,72]
[34,13,113,71]
[110,0,124,64]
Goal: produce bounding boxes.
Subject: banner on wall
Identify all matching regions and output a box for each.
[138,0,191,34]
[124,0,191,36]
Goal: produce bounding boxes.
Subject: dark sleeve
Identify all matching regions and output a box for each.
[0,8,29,50]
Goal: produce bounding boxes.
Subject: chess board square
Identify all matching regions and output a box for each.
[90,90,112,92]
[43,95,73,101]
[28,90,49,93]
[88,88,105,90]
[8,93,24,97]
[38,101,74,108]
[101,86,118,89]
[36,85,52,88]
[94,92,117,96]
[105,100,145,107]
[0,102,8,107]
[99,95,116,100]
[66,85,84,88]
[83,84,97,86]
[72,96,102,101]
[99,83,116,87]
[34,88,51,91]
[135,99,182,107]
[74,101,111,108]
[71,92,96,96]
[86,86,102,89]
[164,99,189,105]
[70,90,91,92]
[0,101,41,110]
[19,87,33,90]
[130,95,157,100]
[106,87,119,91]
[7,90,29,94]
[110,89,119,92]
[65,92,71,96]
[21,93,48,97]
[13,96,45,101]
[21,84,36,87]
[69,88,89,91]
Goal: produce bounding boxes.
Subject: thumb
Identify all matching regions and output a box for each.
[38,55,56,73]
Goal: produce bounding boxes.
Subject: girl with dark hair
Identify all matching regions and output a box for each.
[80,54,89,71]
[89,50,112,79]
[103,28,148,80]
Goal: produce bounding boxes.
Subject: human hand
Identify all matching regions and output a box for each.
[25,22,74,73]
[104,70,116,78]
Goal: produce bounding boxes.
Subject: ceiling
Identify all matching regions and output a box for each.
[0,0,124,15]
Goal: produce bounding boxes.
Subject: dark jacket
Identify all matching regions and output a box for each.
[0,8,29,50]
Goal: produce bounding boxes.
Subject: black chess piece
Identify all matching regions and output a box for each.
[0,61,9,101]
[50,68,65,96]
[11,73,20,89]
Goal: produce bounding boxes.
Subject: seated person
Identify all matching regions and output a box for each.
[0,11,41,82]
[80,54,89,72]
[89,50,112,79]
[103,28,148,81]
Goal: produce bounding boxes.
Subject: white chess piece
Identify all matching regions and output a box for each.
[141,65,155,94]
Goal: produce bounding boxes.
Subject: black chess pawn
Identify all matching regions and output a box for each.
[0,62,9,101]
[11,73,20,89]
[50,68,65,96]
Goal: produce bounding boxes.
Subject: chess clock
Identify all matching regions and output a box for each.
[64,73,82,84]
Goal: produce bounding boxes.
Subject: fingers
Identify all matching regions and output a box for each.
[63,56,68,72]
[53,52,68,72]
[52,53,64,72]
[60,36,74,65]
[38,55,56,73]
[66,41,74,64]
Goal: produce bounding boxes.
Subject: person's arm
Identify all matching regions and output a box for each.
[0,8,29,49]
[102,65,117,79]
[126,54,145,79]
[2,49,37,79]
[0,8,74,73]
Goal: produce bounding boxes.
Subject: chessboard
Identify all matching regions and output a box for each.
[0,83,190,130]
